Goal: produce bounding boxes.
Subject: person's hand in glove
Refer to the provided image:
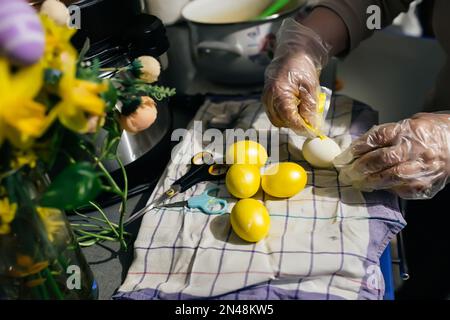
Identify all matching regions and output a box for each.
[262,7,350,133]
[262,18,330,132]
[334,113,450,199]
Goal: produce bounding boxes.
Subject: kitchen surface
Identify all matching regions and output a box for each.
[2,0,449,303]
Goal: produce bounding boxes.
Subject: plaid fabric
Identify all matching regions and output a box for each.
[114,95,406,300]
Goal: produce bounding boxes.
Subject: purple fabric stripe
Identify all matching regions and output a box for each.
[276,134,291,278]
[325,99,346,298]
[209,226,233,296]
[326,170,346,299]
[346,98,406,300]
[152,209,187,298]
[178,214,212,299]
[302,158,319,290]
[132,245,377,264]
[131,206,167,292]
[114,285,345,300]
[358,192,405,300]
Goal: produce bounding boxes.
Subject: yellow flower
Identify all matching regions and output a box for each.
[0,58,48,149]
[0,197,17,235]
[36,207,65,242]
[10,150,38,170]
[40,14,77,70]
[49,53,108,133]
[8,254,49,278]
[37,14,107,133]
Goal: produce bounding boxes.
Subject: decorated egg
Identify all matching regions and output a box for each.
[261,162,307,198]
[225,140,268,166]
[230,199,270,243]
[0,0,45,65]
[225,164,261,199]
[302,137,342,169]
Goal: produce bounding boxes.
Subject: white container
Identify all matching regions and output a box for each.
[143,0,191,25]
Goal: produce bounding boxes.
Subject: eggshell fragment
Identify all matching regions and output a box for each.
[302,137,341,169]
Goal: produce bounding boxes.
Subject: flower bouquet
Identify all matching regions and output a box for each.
[0,3,175,299]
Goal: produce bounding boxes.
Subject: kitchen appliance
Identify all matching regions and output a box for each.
[181,0,307,85]
[59,0,173,192]
[141,0,191,26]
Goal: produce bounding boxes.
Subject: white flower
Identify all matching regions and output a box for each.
[137,56,161,83]
[40,0,70,27]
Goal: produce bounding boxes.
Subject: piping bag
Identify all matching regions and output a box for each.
[294,86,332,139]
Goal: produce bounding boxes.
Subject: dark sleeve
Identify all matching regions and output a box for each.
[316,0,415,51]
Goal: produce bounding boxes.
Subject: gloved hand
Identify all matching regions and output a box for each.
[262,18,330,132]
[334,113,450,199]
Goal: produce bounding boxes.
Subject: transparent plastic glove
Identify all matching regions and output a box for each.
[334,113,450,199]
[262,18,330,133]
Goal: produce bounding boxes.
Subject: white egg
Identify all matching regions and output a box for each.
[302,137,342,168]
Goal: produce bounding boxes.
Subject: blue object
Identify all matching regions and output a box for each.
[187,187,228,215]
[160,187,228,215]
[380,244,395,300]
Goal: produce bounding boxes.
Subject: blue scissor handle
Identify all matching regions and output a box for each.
[187,187,228,215]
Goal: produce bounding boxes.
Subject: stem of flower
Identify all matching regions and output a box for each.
[89,201,120,239]
[99,66,127,73]
[76,229,131,243]
[74,229,118,242]
[70,223,105,229]
[116,156,128,251]
[73,210,120,228]
[42,268,64,300]
[37,277,50,300]
[97,161,123,196]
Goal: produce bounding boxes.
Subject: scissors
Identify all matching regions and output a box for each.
[124,152,228,225]
[157,187,228,215]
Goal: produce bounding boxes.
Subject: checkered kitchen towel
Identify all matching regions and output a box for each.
[114,94,406,300]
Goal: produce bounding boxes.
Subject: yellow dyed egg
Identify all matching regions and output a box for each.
[230,199,270,242]
[226,140,268,166]
[261,162,307,198]
[225,164,260,199]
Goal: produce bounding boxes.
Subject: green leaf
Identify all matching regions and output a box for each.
[129,59,143,78]
[40,162,102,210]
[121,96,142,116]
[101,81,118,112]
[77,58,101,82]
[101,114,122,160]
[135,84,176,101]
[77,38,91,64]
